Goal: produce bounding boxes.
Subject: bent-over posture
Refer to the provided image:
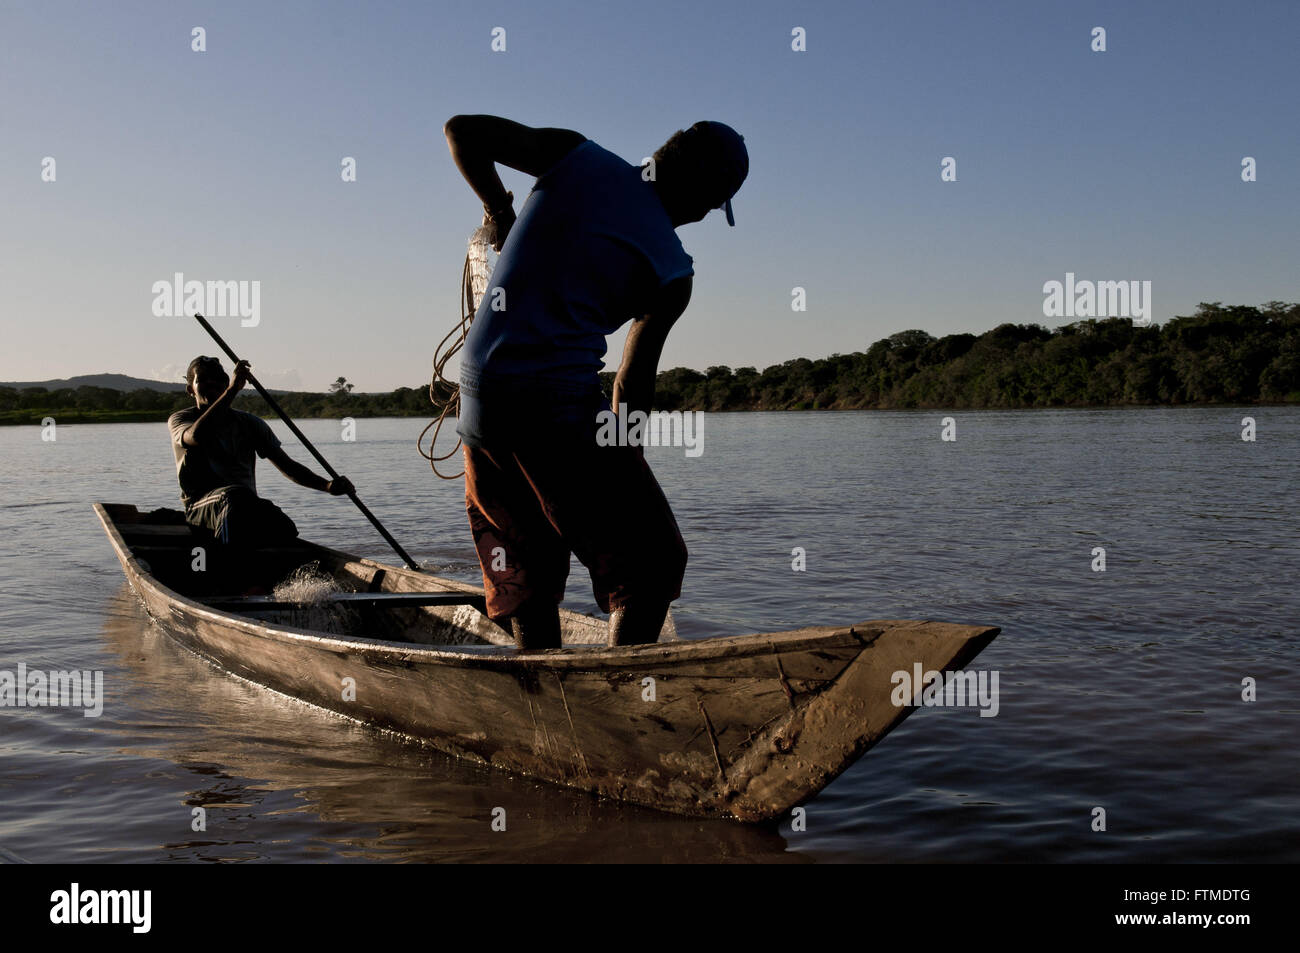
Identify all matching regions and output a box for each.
[444,114,748,649]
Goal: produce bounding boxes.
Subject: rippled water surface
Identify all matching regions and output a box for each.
[1,409,1297,862]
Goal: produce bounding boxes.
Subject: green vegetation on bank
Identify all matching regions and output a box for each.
[3,302,1296,426]
[641,302,1300,411]
[0,385,434,425]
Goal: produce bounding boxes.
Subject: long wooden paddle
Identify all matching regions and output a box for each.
[193,313,422,571]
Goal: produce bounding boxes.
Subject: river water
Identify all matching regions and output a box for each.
[1,408,1296,862]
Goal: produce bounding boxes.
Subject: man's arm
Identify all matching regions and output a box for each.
[443,115,586,249]
[180,360,250,448]
[264,446,353,495]
[612,276,693,419]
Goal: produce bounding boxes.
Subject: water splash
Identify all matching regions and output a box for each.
[270,563,359,634]
[272,563,342,604]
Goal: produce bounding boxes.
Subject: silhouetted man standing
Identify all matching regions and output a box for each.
[444,115,748,649]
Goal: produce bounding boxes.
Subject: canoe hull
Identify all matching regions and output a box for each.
[95,503,999,822]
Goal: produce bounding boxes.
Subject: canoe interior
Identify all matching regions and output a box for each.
[99,503,620,647]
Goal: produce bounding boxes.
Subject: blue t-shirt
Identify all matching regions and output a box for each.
[456,140,693,448]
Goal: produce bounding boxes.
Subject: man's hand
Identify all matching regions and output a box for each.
[184,359,251,446]
[326,476,354,496]
[483,204,516,252]
[228,360,252,394]
[444,115,585,246]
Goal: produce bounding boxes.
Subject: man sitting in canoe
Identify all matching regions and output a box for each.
[168,355,353,547]
[444,114,748,649]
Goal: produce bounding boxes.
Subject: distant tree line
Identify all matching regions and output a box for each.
[0,382,434,425]
[612,302,1300,411]
[2,302,1295,425]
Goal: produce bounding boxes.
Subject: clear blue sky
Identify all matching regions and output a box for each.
[2,0,1297,391]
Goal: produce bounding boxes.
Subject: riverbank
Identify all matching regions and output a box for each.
[5,397,1297,427]
[6,304,1296,424]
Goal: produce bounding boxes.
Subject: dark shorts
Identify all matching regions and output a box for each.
[185,485,298,548]
[463,440,688,620]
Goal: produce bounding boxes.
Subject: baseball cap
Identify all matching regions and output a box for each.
[691,121,747,226]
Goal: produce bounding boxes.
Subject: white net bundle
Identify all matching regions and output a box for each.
[418,224,501,480]
[466,225,498,312]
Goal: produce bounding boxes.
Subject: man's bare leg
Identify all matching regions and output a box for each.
[506,597,562,650]
[608,600,668,646]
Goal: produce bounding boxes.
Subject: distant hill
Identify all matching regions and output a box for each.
[0,373,297,395]
[0,373,187,392]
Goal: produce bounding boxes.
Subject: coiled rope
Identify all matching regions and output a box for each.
[418,225,496,479]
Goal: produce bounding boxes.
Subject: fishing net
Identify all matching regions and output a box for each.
[466,225,498,307]
[418,226,498,479]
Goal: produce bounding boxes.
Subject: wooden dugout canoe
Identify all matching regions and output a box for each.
[95,502,999,823]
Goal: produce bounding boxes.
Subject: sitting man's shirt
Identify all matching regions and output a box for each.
[456,139,694,449]
[167,407,281,509]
